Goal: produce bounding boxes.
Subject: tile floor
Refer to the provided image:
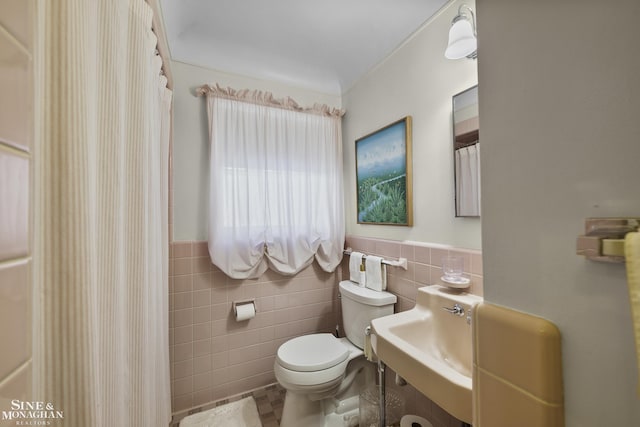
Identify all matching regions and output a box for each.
[170,382,286,427]
[252,383,286,427]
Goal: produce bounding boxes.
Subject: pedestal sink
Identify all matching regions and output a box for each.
[370,285,482,424]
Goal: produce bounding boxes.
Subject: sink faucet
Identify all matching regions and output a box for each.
[442,304,465,317]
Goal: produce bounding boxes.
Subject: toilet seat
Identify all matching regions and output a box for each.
[274,334,359,392]
[274,358,349,388]
[276,333,349,372]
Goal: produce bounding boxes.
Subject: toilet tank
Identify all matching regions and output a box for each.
[339,280,397,349]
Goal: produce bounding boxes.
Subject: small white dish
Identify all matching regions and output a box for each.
[440,275,471,289]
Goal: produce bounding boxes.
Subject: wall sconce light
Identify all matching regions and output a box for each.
[445,4,477,60]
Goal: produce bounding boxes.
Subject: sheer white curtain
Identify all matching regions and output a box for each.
[455,143,481,216]
[199,86,345,279]
[33,1,171,425]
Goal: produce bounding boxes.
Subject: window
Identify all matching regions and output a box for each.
[201,89,345,279]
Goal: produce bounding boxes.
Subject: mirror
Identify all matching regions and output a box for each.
[452,85,480,217]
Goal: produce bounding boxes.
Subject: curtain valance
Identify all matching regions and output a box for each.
[197,83,345,118]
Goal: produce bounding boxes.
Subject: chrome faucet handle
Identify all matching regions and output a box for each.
[442,304,465,317]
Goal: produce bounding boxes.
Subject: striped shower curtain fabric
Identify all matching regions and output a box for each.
[33,1,172,425]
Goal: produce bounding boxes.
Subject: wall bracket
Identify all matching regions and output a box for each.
[576,217,640,263]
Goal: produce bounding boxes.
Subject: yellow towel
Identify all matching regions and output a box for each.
[624,231,640,396]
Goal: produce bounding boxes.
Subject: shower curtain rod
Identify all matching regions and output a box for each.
[147,0,173,89]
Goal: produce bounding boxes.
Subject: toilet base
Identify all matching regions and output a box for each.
[279,359,375,427]
[280,392,361,427]
[280,392,325,427]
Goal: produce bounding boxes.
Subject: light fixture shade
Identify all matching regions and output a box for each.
[445,18,477,59]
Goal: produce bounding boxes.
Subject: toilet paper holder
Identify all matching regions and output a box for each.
[233,299,257,317]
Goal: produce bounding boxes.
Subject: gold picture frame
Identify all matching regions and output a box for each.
[355,116,413,226]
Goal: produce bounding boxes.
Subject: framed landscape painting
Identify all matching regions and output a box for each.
[356,116,413,226]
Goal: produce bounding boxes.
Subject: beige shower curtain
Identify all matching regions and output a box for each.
[33,0,172,426]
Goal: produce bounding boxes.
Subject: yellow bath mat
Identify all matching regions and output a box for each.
[625,231,640,396]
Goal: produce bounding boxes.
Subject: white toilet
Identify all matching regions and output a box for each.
[274,280,397,427]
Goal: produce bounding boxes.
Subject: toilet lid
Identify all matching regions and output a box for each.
[276,333,349,372]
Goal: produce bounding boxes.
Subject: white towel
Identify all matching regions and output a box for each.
[349,251,364,284]
[365,255,387,291]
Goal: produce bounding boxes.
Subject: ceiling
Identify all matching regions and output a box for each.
[159,0,450,95]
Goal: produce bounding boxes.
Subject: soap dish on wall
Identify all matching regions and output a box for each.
[440,275,471,289]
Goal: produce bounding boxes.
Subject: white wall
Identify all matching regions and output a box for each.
[171,61,342,240]
[342,0,481,249]
[478,0,640,425]
[173,1,482,250]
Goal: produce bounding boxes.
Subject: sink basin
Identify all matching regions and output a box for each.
[370,285,482,424]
